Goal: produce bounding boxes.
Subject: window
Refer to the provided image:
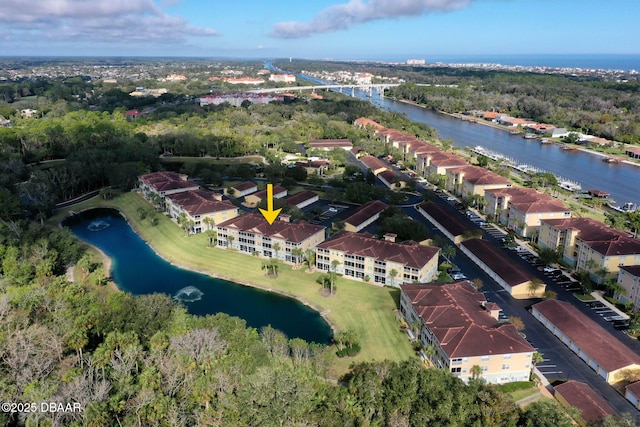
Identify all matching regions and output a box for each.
[482,366,488,372]
[502,364,510,370]
[451,367,461,374]
[503,354,512,360]
[481,356,490,362]
[451,358,462,365]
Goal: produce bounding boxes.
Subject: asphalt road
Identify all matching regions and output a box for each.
[402,192,640,417]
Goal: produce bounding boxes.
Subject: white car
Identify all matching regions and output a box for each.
[451,272,467,280]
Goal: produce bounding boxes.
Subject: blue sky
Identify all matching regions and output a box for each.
[1,0,639,60]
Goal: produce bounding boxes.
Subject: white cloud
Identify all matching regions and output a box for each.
[270,0,474,38]
[0,0,219,45]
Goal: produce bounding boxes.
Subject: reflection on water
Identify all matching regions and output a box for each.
[174,286,204,303]
[65,208,333,344]
[87,220,110,231]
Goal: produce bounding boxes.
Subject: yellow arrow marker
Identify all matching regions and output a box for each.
[259,183,282,225]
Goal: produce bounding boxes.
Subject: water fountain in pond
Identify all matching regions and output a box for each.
[87,220,110,231]
[174,286,204,303]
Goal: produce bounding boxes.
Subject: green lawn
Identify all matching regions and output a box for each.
[53,192,415,377]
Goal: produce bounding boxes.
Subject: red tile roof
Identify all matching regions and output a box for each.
[621,265,640,277]
[401,282,533,358]
[251,185,287,200]
[428,154,468,167]
[419,202,476,237]
[139,171,199,193]
[533,299,640,373]
[510,198,568,214]
[166,190,236,216]
[625,380,640,398]
[217,213,325,243]
[284,190,318,206]
[461,239,533,287]
[449,165,511,186]
[541,218,640,256]
[230,181,258,192]
[354,117,384,129]
[378,169,400,183]
[317,231,439,269]
[554,381,616,422]
[360,155,389,172]
[343,200,388,228]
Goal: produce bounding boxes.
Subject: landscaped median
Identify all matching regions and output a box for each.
[52,191,415,378]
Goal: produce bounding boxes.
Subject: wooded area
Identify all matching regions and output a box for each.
[0,59,635,426]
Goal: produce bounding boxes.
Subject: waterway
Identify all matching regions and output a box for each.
[64,208,333,344]
[292,69,640,207]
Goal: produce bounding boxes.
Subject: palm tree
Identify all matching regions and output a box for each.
[291,247,304,268]
[470,365,483,380]
[389,268,398,287]
[508,316,525,332]
[330,260,340,295]
[226,235,234,249]
[527,278,544,296]
[423,344,437,366]
[409,319,421,341]
[595,267,610,285]
[272,242,281,260]
[471,278,484,291]
[441,245,456,262]
[305,248,315,271]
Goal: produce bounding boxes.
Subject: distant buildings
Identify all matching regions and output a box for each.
[400,281,534,384]
[308,139,353,151]
[269,74,296,83]
[198,93,285,107]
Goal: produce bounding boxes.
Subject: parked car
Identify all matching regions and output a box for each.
[451,272,467,280]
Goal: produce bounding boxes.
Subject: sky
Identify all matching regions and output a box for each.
[1,0,639,60]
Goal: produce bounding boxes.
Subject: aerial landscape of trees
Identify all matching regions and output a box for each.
[1,58,637,426]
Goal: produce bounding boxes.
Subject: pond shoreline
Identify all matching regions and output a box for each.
[61,205,337,338]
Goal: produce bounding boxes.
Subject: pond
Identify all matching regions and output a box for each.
[64,208,333,344]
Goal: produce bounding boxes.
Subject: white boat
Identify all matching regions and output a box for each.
[610,202,638,213]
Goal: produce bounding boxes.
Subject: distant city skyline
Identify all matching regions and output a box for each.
[1,0,639,62]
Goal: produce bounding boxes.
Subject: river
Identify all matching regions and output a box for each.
[64,208,333,344]
[288,66,639,207]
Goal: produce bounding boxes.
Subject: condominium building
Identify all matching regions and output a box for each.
[400,282,535,384]
[216,214,325,264]
[315,232,439,285]
[165,190,238,233]
[483,187,571,238]
[138,171,199,199]
[538,218,640,283]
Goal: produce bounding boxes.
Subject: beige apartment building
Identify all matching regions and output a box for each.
[445,165,511,198]
[138,171,199,199]
[616,266,640,310]
[216,213,325,264]
[538,218,640,283]
[483,187,571,238]
[400,282,535,384]
[165,189,238,233]
[315,232,440,286]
